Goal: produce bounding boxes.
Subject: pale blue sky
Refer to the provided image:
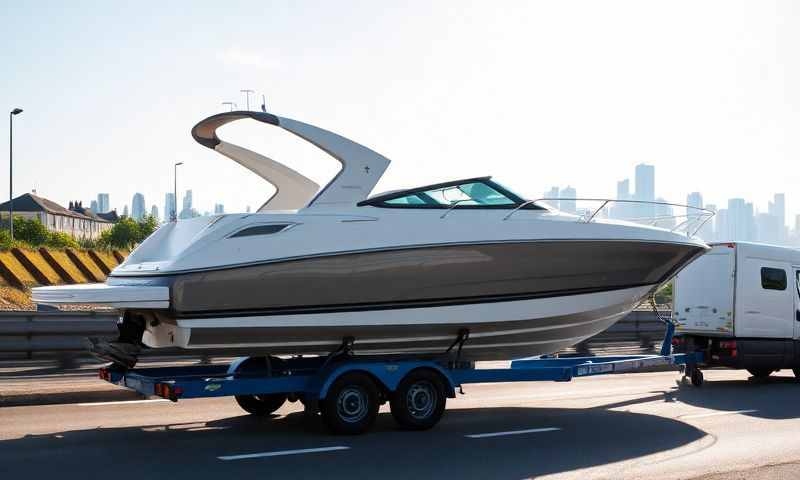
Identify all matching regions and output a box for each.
[2,1,799,223]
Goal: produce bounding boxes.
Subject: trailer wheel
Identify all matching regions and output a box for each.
[235,394,287,416]
[390,370,447,430]
[747,368,774,379]
[690,369,704,387]
[320,372,379,435]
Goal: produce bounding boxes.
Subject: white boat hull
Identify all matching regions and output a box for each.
[141,285,653,361]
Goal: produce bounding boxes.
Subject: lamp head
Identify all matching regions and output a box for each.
[11,108,23,115]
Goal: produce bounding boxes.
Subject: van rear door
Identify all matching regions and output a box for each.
[674,244,735,336]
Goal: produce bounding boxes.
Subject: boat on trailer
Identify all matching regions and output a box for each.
[33,110,710,367]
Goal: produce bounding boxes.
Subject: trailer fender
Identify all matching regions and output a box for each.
[317,361,457,400]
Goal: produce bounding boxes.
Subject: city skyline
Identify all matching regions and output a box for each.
[70,159,799,246]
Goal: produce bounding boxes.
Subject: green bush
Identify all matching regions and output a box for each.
[0,229,13,250]
[47,231,80,249]
[98,215,159,249]
[13,217,50,246]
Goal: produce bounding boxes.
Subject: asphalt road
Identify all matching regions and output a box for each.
[1,367,800,479]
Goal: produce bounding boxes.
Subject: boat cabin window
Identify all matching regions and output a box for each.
[360,178,542,210]
[229,224,293,238]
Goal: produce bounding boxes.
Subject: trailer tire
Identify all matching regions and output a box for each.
[235,394,287,416]
[690,369,704,387]
[320,372,379,435]
[390,369,447,430]
[747,368,773,379]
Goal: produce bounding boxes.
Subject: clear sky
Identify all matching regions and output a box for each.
[1,1,798,224]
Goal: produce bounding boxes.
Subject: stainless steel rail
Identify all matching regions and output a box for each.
[504,197,715,237]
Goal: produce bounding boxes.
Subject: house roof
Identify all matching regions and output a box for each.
[0,193,109,222]
[97,210,120,223]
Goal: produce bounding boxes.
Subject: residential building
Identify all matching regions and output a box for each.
[0,194,112,239]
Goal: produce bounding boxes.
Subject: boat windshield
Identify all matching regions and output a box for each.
[359,177,543,209]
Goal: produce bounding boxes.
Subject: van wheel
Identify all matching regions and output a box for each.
[747,368,773,379]
[390,370,447,430]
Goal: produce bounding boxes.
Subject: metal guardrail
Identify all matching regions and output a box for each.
[0,311,118,358]
[0,309,671,362]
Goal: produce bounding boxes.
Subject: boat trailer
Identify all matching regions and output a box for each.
[99,319,703,434]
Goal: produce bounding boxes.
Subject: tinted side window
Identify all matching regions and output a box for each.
[230,224,291,238]
[760,267,787,290]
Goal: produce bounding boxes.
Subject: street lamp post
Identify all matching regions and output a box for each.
[173,162,183,222]
[240,89,254,111]
[8,108,23,240]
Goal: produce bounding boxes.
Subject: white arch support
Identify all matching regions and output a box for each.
[191,111,392,210]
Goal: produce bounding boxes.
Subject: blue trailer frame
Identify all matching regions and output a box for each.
[100,321,703,404]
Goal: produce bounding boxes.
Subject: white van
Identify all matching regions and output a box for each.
[673,241,800,378]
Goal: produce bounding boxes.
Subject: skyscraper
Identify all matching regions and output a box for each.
[611,179,632,220]
[634,164,655,202]
[634,163,655,221]
[686,192,702,209]
[727,198,755,241]
[131,193,146,220]
[214,203,225,214]
[179,190,195,219]
[559,186,576,214]
[151,205,159,222]
[164,193,176,222]
[122,205,129,217]
[767,193,786,242]
[543,187,559,210]
[90,200,98,212]
[97,193,110,213]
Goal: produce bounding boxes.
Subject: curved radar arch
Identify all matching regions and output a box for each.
[191,111,391,210]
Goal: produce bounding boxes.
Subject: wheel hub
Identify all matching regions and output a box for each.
[406,381,436,419]
[337,387,368,423]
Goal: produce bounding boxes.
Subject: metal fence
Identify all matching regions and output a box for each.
[0,309,671,363]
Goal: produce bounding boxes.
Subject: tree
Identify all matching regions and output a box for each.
[13,217,50,246]
[99,215,160,249]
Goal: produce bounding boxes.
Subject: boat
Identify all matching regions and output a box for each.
[32,111,710,367]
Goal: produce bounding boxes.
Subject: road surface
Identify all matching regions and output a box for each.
[1,365,799,479]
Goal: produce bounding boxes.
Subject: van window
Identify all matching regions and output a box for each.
[760,267,787,291]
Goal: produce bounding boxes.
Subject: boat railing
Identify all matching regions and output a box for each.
[504,198,715,237]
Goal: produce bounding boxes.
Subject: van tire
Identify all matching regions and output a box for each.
[747,368,773,379]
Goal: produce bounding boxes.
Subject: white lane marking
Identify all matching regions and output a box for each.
[218,446,350,461]
[77,399,169,406]
[680,409,758,419]
[466,427,561,439]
